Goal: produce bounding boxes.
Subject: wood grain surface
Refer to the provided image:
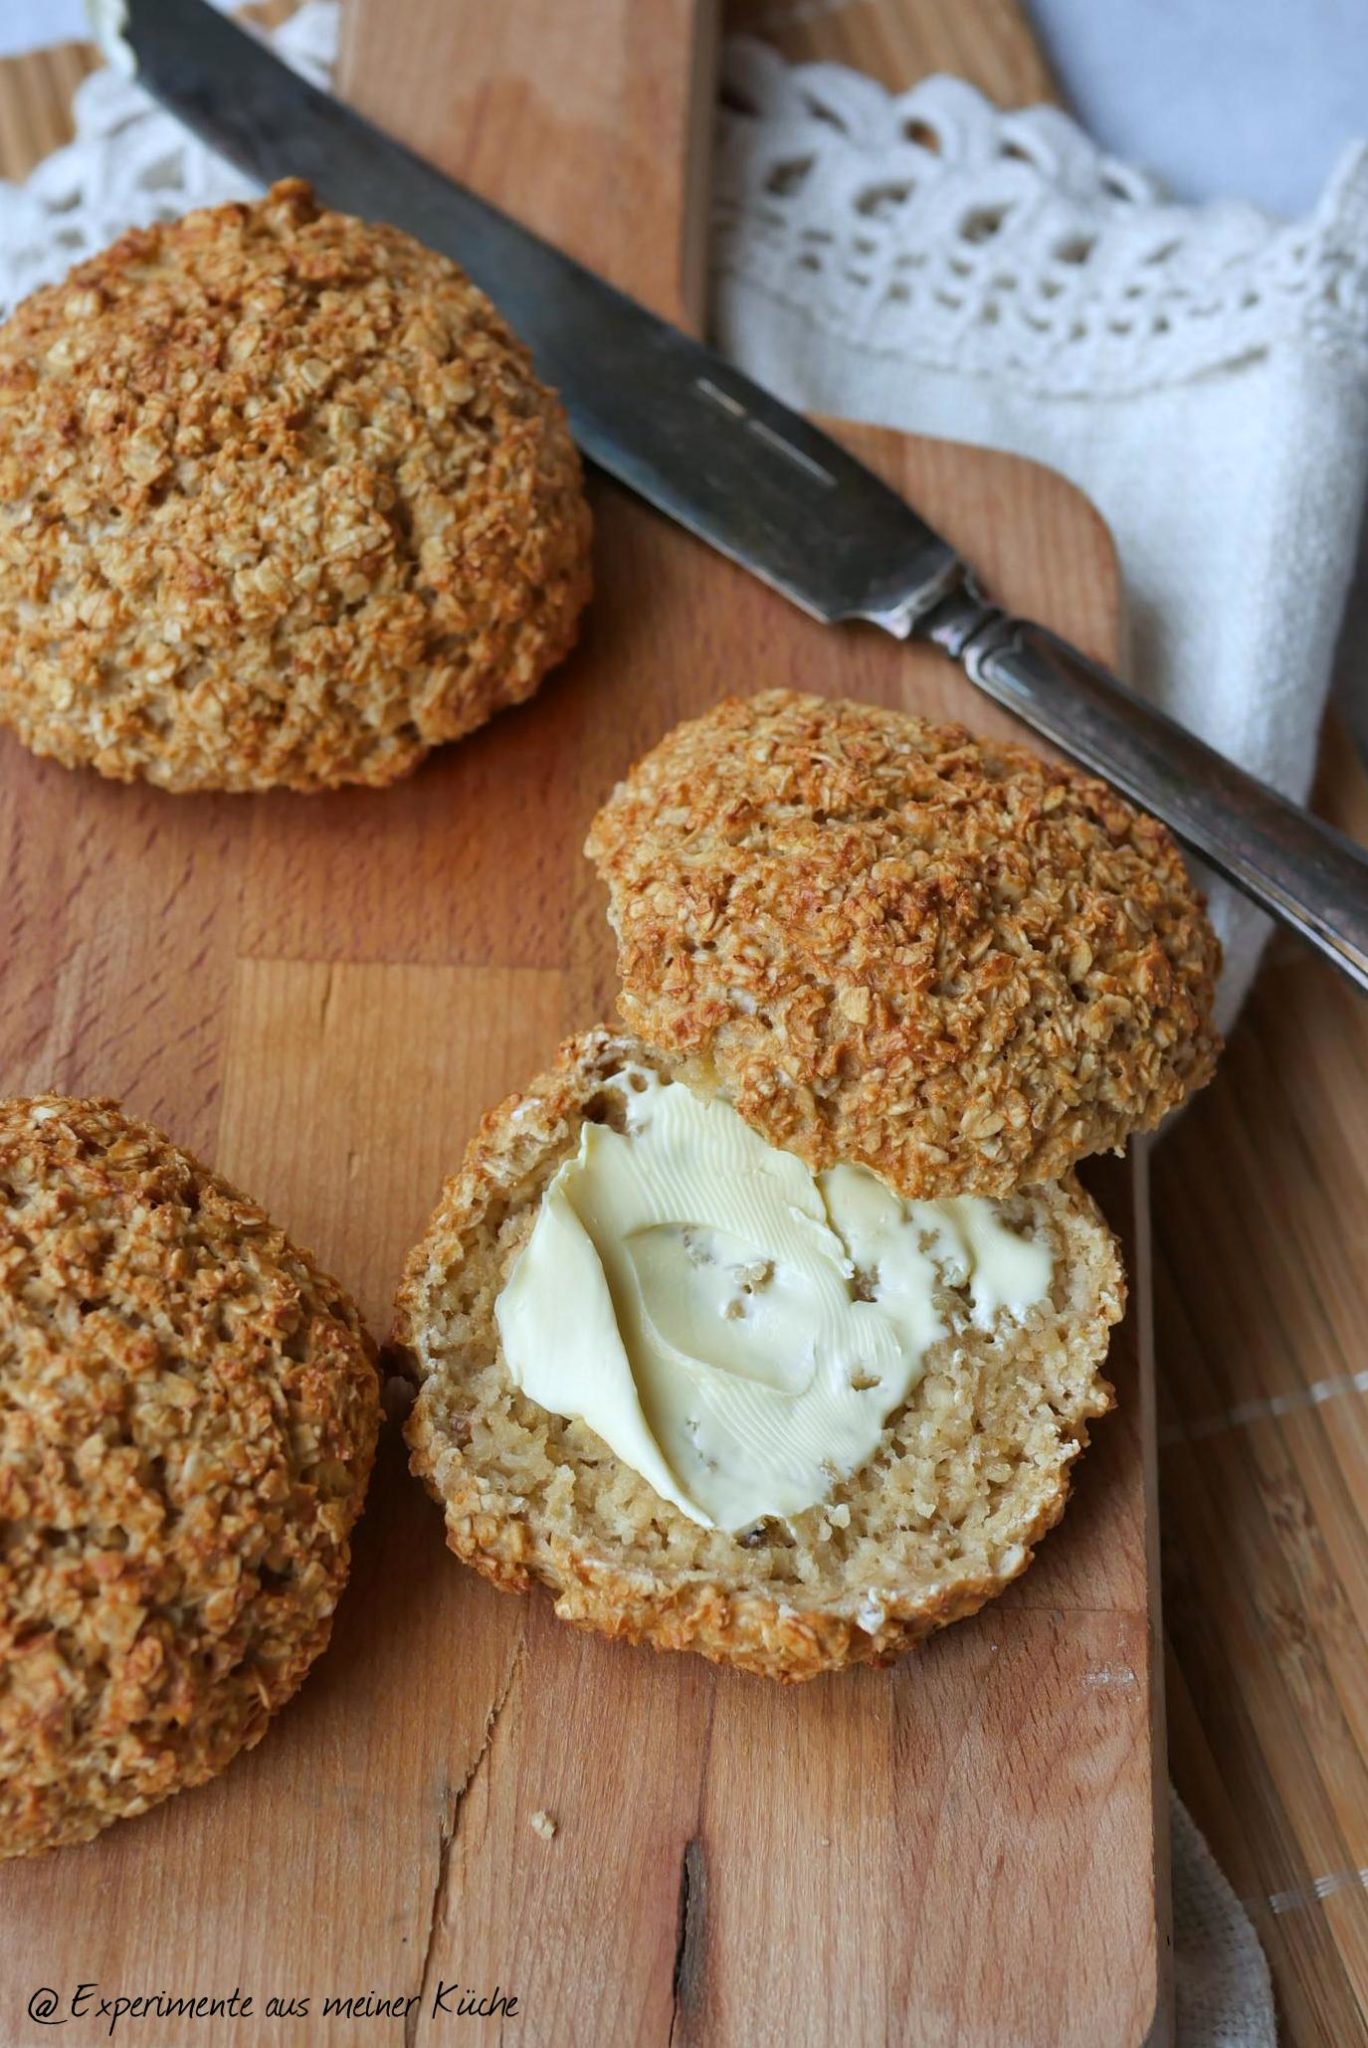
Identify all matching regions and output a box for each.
[4,11,1367,2047]
[729,0,1057,100]
[0,2,1170,2045]
[727,8,1368,2047]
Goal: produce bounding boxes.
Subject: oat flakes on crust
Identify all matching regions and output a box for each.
[0,1097,379,1856]
[586,691,1221,1199]
[0,179,591,792]
[394,1029,1123,1682]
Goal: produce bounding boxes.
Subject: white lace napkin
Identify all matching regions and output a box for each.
[0,11,1303,2041]
[715,39,1368,1035]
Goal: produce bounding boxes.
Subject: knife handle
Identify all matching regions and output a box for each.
[922,591,1368,996]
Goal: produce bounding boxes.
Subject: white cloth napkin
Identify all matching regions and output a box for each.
[0,10,1307,2040]
[1170,1791,1276,2047]
[713,39,1368,1035]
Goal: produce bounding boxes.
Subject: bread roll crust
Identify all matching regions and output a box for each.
[0,180,591,792]
[0,1097,379,1855]
[586,690,1220,1198]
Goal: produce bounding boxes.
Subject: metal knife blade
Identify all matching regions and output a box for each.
[94,0,1368,993]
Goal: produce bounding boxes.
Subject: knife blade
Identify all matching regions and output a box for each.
[95,0,1368,994]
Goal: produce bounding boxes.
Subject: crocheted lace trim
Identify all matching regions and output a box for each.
[714,37,1368,394]
[2,8,1365,400]
[0,1,336,320]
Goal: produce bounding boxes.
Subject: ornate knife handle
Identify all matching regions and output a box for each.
[921,589,1368,996]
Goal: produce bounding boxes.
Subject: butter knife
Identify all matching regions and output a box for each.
[96,0,1368,994]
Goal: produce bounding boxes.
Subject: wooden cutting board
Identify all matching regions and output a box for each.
[0,3,1167,2042]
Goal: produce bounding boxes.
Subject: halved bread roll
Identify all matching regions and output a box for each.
[398,692,1218,1680]
[586,690,1221,1197]
[396,1029,1123,1682]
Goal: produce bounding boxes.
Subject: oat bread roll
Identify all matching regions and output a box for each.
[396,1030,1123,1683]
[0,1098,379,1856]
[399,693,1220,1679]
[587,690,1221,1197]
[0,179,591,792]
